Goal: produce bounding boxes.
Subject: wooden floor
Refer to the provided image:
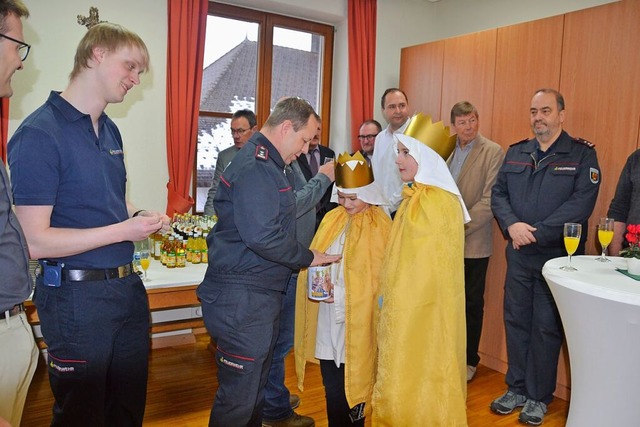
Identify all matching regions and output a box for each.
[22,333,568,426]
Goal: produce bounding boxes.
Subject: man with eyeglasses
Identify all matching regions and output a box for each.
[0,2,37,427]
[355,119,381,166]
[204,109,258,216]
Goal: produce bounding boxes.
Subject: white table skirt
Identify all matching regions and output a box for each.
[543,255,640,427]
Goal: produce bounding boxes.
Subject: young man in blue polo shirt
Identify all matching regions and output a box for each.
[8,23,169,427]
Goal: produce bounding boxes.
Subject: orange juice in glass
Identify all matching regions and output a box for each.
[561,223,581,271]
[595,217,614,262]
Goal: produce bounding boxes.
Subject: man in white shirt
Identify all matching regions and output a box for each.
[371,88,411,214]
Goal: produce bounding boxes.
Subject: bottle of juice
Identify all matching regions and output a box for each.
[186,231,194,263]
[198,232,208,263]
[191,232,201,264]
[176,236,186,268]
[166,236,176,269]
[161,234,170,265]
[154,233,163,261]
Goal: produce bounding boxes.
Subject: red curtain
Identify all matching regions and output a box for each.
[348,0,377,152]
[165,0,208,216]
[0,98,9,163]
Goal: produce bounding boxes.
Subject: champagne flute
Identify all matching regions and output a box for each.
[140,249,151,281]
[561,223,582,271]
[595,217,614,262]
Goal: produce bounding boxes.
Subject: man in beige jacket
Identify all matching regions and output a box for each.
[447,101,504,381]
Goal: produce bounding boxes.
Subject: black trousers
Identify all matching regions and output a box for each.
[319,360,365,427]
[464,257,490,367]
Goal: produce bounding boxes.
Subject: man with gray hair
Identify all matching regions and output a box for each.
[447,101,504,382]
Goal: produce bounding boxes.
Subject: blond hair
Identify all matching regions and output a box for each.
[70,22,149,80]
[0,0,29,32]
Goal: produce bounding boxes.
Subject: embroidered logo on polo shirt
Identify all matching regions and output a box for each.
[109,149,124,155]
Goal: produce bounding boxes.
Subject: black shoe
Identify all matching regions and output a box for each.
[289,394,300,410]
[262,412,315,427]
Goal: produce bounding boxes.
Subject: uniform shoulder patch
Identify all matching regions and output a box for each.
[573,137,595,149]
[510,138,529,147]
[255,145,269,160]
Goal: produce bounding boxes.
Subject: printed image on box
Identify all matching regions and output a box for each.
[308,265,332,301]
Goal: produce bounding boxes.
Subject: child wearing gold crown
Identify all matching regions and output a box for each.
[294,151,391,426]
[372,115,471,426]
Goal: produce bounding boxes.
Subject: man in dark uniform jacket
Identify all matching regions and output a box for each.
[197,97,340,427]
[490,89,600,425]
[296,121,336,229]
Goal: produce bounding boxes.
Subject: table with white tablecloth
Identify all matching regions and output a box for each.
[542,255,640,427]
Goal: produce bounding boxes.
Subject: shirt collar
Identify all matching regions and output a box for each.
[456,136,477,152]
[48,91,108,125]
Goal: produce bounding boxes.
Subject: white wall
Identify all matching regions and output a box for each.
[12,0,618,213]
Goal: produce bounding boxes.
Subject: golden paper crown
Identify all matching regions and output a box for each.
[403,113,457,159]
[335,151,374,189]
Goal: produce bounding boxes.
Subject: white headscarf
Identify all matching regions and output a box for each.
[330,182,389,206]
[395,133,471,223]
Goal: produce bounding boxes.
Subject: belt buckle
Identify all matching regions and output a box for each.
[117,264,132,278]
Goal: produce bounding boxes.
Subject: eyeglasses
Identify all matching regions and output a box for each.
[358,134,378,141]
[0,33,30,62]
[230,128,248,136]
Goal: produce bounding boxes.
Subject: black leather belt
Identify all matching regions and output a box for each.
[4,303,25,319]
[62,263,135,282]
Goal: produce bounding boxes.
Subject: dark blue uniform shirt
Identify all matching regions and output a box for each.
[201,132,314,292]
[491,130,600,255]
[8,91,132,268]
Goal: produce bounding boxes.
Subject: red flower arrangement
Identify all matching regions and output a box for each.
[620,224,640,259]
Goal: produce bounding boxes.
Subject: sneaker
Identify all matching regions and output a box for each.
[262,412,315,427]
[518,399,547,425]
[490,390,527,415]
[467,365,477,382]
[289,394,301,410]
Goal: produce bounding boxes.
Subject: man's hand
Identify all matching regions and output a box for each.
[507,222,537,249]
[136,210,171,233]
[125,214,167,241]
[318,161,335,182]
[310,249,341,266]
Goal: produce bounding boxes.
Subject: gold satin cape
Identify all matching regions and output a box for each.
[372,183,467,426]
[295,205,391,417]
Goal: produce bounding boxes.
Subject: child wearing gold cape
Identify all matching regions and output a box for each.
[372,115,471,426]
[295,152,391,426]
